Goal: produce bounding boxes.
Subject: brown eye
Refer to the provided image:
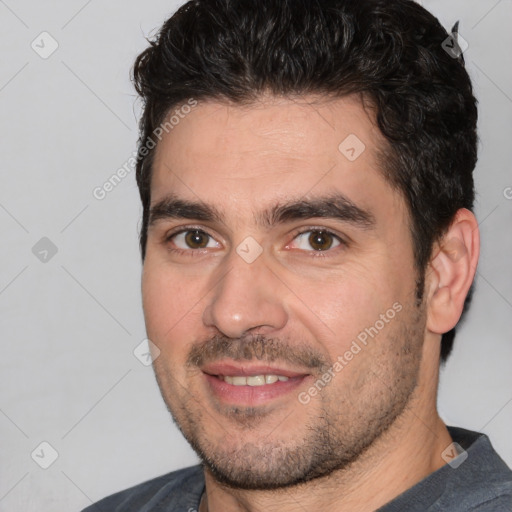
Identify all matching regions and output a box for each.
[308,230,334,251]
[291,229,342,252]
[184,230,210,248]
[169,229,219,251]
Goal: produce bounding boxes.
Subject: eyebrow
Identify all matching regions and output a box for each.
[260,194,375,229]
[148,192,375,230]
[149,194,223,226]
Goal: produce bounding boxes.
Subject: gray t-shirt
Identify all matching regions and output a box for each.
[83,427,512,511]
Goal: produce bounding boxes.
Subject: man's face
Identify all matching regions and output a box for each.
[142,95,427,489]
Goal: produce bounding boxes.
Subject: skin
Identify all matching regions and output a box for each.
[141,94,479,512]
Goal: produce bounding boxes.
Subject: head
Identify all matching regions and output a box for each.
[133,0,478,490]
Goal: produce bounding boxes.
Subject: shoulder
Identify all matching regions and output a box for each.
[379,427,512,512]
[466,495,512,511]
[81,465,204,512]
[436,427,512,511]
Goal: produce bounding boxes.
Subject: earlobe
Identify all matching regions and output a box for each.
[426,208,480,335]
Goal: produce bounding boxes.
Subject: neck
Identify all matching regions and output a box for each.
[200,385,452,512]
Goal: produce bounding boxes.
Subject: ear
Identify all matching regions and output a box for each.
[426,208,480,334]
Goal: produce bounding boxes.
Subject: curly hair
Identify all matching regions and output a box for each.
[132,0,478,362]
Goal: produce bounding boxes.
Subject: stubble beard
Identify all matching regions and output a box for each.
[153,302,426,491]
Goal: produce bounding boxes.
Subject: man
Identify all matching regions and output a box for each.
[84,0,512,510]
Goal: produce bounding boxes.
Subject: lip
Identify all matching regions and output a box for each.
[201,361,309,378]
[201,360,312,407]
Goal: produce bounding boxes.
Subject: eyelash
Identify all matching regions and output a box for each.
[287,227,347,257]
[163,225,347,258]
[163,226,216,258]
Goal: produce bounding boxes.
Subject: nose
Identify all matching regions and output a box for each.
[202,249,288,339]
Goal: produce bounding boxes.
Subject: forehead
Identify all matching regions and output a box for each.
[150,94,405,224]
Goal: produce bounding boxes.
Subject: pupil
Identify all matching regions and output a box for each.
[186,230,208,248]
[309,231,332,251]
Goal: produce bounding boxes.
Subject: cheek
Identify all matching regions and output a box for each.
[286,262,409,357]
[141,263,201,353]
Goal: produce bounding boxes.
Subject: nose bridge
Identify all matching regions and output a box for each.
[202,246,288,338]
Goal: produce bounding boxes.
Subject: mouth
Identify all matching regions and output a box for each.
[221,374,290,386]
[201,362,311,406]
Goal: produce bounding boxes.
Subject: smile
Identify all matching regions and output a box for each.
[201,362,311,406]
[221,374,290,386]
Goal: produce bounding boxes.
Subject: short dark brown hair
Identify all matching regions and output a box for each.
[132,0,478,361]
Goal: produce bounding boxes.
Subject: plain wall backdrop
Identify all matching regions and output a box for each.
[0,1,511,510]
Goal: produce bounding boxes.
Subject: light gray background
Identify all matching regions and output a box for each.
[0,1,510,510]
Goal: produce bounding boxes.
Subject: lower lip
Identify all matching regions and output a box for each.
[204,373,309,406]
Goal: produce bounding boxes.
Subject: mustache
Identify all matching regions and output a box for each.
[187,333,330,372]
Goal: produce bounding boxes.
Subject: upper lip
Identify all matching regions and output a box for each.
[201,361,310,378]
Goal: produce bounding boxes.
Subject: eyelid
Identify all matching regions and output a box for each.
[165,224,215,239]
[162,224,348,258]
[288,226,348,244]
[163,225,221,249]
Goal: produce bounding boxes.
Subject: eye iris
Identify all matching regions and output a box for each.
[185,230,208,248]
[308,230,333,251]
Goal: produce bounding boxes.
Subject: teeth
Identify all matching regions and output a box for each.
[222,374,289,386]
[247,375,265,386]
